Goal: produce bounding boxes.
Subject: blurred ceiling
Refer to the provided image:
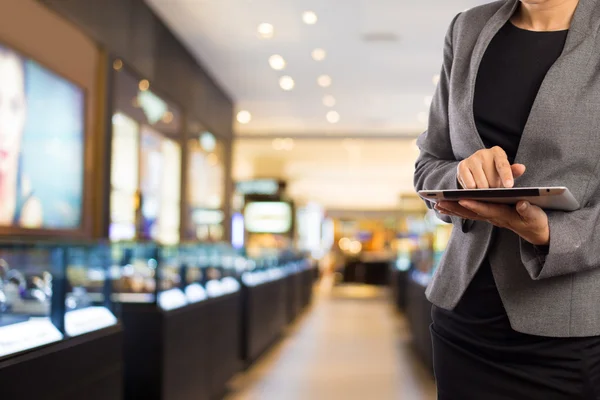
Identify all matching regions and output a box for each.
[233,137,421,210]
[146,0,490,210]
[145,0,489,136]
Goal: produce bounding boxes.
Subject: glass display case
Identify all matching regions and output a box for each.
[111,242,243,310]
[0,242,117,359]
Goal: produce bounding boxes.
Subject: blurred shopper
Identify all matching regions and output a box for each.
[414,0,600,398]
[0,46,41,227]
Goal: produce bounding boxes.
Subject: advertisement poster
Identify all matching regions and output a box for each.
[0,44,84,229]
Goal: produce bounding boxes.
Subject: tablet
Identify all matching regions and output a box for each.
[418,187,580,211]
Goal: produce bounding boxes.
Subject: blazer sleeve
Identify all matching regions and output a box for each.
[413,13,462,225]
[520,183,600,280]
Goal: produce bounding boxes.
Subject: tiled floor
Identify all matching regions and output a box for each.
[225,278,437,400]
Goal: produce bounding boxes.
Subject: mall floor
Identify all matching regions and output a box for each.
[225,277,437,400]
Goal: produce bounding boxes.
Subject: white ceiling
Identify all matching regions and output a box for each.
[146,0,490,210]
[233,137,421,210]
[146,0,489,136]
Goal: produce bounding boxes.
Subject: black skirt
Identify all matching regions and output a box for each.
[431,260,600,400]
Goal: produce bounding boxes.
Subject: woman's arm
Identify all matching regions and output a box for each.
[413,14,461,224]
[520,183,600,280]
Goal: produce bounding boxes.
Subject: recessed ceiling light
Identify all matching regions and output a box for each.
[257,23,274,39]
[318,75,332,87]
[269,55,286,70]
[323,95,336,107]
[326,111,340,124]
[302,11,318,25]
[432,74,441,85]
[312,48,326,61]
[113,59,123,71]
[424,95,433,107]
[417,112,428,124]
[237,110,252,124]
[139,79,150,91]
[279,76,295,91]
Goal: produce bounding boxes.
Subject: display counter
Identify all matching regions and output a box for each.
[240,269,288,366]
[405,270,433,373]
[343,259,391,286]
[114,243,242,400]
[0,242,123,400]
[389,264,409,312]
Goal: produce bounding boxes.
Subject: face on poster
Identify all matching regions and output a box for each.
[0,44,84,229]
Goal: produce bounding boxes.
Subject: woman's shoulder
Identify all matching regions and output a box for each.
[453,1,506,33]
[448,1,507,54]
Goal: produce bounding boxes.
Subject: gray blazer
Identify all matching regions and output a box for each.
[414,0,600,337]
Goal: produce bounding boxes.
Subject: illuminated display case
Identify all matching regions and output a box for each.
[186,127,226,242]
[0,242,117,360]
[111,242,242,310]
[109,61,183,244]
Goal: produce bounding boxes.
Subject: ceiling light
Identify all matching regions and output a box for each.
[432,74,440,85]
[139,79,150,91]
[279,76,295,91]
[311,48,326,61]
[424,95,433,107]
[113,59,123,71]
[323,95,336,107]
[318,75,332,87]
[237,110,252,124]
[269,55,286,70]
[326,111,340,124]
[302,11,318,25]
[417,112,428,124]
[257,23,274,39]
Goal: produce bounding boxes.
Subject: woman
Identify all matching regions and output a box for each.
[0,45,42,228]
[414,0,600,398]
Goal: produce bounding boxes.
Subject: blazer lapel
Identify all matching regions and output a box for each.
[464,0,520,154]
[513,0,599,187]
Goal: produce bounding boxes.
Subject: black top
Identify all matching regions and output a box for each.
[474,22,568,164]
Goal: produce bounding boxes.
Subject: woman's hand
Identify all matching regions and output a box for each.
[435,200,550,246]
[458,146,526,189]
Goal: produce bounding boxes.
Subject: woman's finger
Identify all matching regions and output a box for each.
[471,163,490,189]
[458,162,476,189]
[492,147,514,188]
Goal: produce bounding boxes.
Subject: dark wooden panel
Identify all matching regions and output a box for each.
[163,304,210,400]
[0,326,123,400]
[41,0,133,57]
[128,0,158,80]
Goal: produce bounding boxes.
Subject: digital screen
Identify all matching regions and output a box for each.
[244,202,292,234]
[0,44,84,229]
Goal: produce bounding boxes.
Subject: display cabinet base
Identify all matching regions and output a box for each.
[241,278,288,367]
[405,278,434,373]
[121,294,242,400]
[121,302,210,400]
[0,325,123,400]
[204,292,242,400]
[390,268,409,312]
